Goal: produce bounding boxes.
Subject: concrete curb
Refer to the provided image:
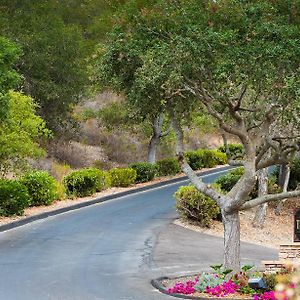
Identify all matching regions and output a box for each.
[151,275,252,300]
[0,165,233,233]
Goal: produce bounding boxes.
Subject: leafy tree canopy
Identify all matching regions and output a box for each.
[97,0,300,126]
[0,91,50,174]
[0,37,21,122]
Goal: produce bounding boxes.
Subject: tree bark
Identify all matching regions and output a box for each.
[147,112,170,164]
[275,163,290,215]
[148,133,159,164]
[253,168,268,228]
[223,211,240,272]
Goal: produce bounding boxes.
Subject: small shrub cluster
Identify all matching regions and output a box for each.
[215,167,245,192]
[185,149,227,170]
[156,158,180,176]
[108,168,137,187]
[0,179,30,216]
[175,185,221,227]
[0,146,228,218]
[20,171,58,206]
[129,162,156,183]
[63,168,109,197]
[218,143,244,158]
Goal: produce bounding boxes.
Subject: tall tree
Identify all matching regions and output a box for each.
[98,0,300,270]
[0,37,21,122]
[0,1,90,131]
[0,36,49,173]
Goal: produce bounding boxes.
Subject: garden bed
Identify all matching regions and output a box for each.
[151,265,282,300]
[152,275,252,300]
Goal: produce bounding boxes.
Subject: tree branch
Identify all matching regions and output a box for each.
[169,108,227,208]
[240,190,300,210]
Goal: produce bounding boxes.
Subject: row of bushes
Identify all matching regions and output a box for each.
[0,147,229,217]
[0,171,58,217]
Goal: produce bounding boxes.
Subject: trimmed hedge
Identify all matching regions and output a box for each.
[129,162,156,183]
[175,185,221,227]
[185,149,227,170]
[20,171,58,206]
[218,143,244,158]
[156,158,180,176]
[0,179,30,216]
[63,168,110,197]
[215,167,245,192]
[109,168,137,187]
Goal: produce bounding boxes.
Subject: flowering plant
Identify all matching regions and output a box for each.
[206,280,240,297]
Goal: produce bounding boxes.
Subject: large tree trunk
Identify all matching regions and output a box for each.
[147,133,159,164]
[147,112,170,164]
[223,211,240,272]
[275,163,290,215]
[253,168,268,228]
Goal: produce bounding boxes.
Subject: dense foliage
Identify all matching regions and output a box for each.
[156,158,180,176]
[218,144,244,159]
[63,168,109,197]
[0,91,50,174]
[108,168,137,187]
[175,185,220,227]
[216,168,245,192]
[185,149,227,170]
[129,162,156,183]
[0,179,30,216]
[20,171,58,206]
[0,36,21,122]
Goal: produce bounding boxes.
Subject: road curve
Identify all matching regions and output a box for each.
[0,167,277,300]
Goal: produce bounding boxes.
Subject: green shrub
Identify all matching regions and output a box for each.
[211,150,227,165]
[218,143,244,158]
[156,158,181,176]
[63,168,110,197]
[0,179,30,216]
[175,185,220,227]
[129,162,156,183]
[185,149,227,170]
[20,171,58,206]
[109,168,137,187]
[215,167,245,192]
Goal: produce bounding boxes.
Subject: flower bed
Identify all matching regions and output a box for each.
[152,264,299,300]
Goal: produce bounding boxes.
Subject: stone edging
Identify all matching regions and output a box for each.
[151,276,252,300]
[0,165,233,233]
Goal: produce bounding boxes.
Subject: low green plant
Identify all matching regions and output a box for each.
[264,273,278,291]
[20,171,58,206]
[175,185,220,227]
[0,179,30,216]
[63,168,110,197]
[108,168,137,187]
[218,143,244,158]
[156,158,180,176]
[211,150,227,165]
[185,149,227,170]
[215,167,245,192]
[210,264,233,279]
[195,273,224,292]
[129,162,156,183]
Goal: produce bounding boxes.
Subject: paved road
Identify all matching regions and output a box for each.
[0,167,277,300]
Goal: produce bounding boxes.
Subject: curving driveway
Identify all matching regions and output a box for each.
[0,167,277,300]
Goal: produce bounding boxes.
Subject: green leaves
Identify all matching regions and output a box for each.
[0,91,50,174]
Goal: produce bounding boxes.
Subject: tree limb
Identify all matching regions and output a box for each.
[240,190,300,210]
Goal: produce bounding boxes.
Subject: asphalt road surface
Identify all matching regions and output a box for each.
[0,166,277,300]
